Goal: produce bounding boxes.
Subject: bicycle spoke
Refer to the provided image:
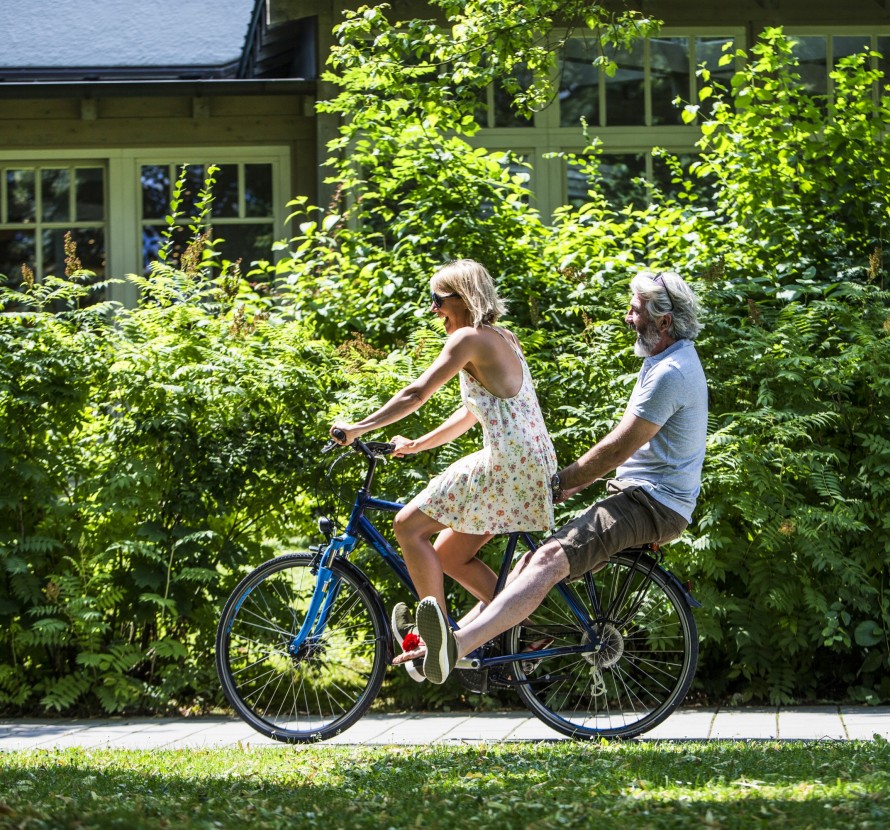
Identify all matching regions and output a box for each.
[512,551,697,739]
[217,554,387,742]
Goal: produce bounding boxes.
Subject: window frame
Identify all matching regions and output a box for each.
[0,146,291,306]
[0,159,109,288]
[783,27,890,106]
[469,27,746,218]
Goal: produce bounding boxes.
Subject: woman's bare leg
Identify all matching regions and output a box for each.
[393,503,451,611]
[434,528,495,605]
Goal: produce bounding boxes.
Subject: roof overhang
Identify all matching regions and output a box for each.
[0,78,316,100]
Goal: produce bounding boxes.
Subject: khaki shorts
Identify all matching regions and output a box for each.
[550,479,688,581]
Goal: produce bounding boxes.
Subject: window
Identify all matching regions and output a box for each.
[558,33,738,128]
[140,162,276,274]
[475,65,535,129]
[1,164,106,295]
[788,32,890,101]
[568,152,701,211]
[0,148,289,306]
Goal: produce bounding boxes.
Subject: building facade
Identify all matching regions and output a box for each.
[2,0,888,304]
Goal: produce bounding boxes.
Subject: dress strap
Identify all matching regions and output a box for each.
[485,324,524,358]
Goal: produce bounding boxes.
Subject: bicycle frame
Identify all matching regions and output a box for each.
[291,473,604,672]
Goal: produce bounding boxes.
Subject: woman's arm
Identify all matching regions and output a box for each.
[391,406,478,457]
[330,329,478,444]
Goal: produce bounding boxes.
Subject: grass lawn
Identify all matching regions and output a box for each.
[1,739,888,829]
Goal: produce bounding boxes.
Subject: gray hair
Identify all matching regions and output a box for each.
[430,259,507,327]
[631,270,702,340]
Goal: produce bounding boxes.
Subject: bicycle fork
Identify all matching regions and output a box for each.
[286,538,354,657]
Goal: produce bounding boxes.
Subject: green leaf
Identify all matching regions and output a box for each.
[854,620,883,648]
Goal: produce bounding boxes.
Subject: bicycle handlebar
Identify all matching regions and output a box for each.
[322,429,396,459]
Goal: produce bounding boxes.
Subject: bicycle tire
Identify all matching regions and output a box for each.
[510,550,698,740]
[216,553,389,743]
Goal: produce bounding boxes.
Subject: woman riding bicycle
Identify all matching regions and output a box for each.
[329,259,557,680]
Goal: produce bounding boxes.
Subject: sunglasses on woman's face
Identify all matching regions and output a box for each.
[430,290,460,308]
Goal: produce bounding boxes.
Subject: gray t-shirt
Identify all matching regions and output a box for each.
[615,339,707,523]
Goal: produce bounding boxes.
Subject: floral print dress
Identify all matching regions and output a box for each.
[415,328,557,535]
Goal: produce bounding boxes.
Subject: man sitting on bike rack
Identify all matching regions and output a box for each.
[404,269,708,685]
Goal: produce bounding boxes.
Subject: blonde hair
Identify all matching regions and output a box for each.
[430,259,507,327]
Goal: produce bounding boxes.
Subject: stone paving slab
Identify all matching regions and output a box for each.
[778,707,846,740]
[709,707,779,740]
[841,706,890,740]
[2,707,889,751]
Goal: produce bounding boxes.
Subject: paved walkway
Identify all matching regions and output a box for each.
[2,706,889,750]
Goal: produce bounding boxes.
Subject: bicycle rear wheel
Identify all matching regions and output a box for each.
[216,553,388,743]
[510,550,698,739]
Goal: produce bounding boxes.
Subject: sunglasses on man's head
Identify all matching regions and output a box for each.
[430,290,460,308]
[652,273,676,312]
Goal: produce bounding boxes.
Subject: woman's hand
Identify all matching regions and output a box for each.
[329,422,363,445]
[390,435,418,457]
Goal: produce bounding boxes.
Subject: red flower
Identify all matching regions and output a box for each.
[402,632,420,651]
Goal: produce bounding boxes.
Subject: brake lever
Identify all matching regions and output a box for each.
[323,427,349,455]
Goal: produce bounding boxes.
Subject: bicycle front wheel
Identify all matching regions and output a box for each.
[216,553,389,743]
[510,550,698,739]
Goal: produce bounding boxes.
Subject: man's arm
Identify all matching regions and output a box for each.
[556,410,661,500]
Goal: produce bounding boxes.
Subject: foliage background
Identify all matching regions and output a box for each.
[1,3,888,713]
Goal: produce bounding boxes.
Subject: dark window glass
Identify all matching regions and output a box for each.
[0,229,36,290]
[214,223,274,271]
[651,37,690,125]
[604,42,645,126]
[696,36,736,112]
[559,37,601,127]
[213,164,240,218]
[493,66,534,127]
[7,169,35,223]
[568,153,648,209]
[791,36,828,97]
[179,165,206,215]
[42,228,105,278]
[245,164,274,217]
[142,222,273,274]
[141,165,170,219]
[833,36,870,68]
[143,223,190,271]
[41,168,70,222]
[76,168,105,221]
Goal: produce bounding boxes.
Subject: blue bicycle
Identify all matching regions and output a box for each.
[216,436,701,742]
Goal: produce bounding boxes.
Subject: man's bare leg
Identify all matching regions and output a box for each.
[396,540,571,669]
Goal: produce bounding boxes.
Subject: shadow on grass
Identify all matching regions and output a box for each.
[0,741,888,829]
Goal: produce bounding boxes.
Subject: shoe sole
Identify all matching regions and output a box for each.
[416,598,452,685]
[391,604,425,683]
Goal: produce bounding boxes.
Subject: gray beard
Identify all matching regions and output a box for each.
[633,320,661,357]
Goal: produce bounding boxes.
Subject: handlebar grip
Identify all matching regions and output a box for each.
[322,427,348,454]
